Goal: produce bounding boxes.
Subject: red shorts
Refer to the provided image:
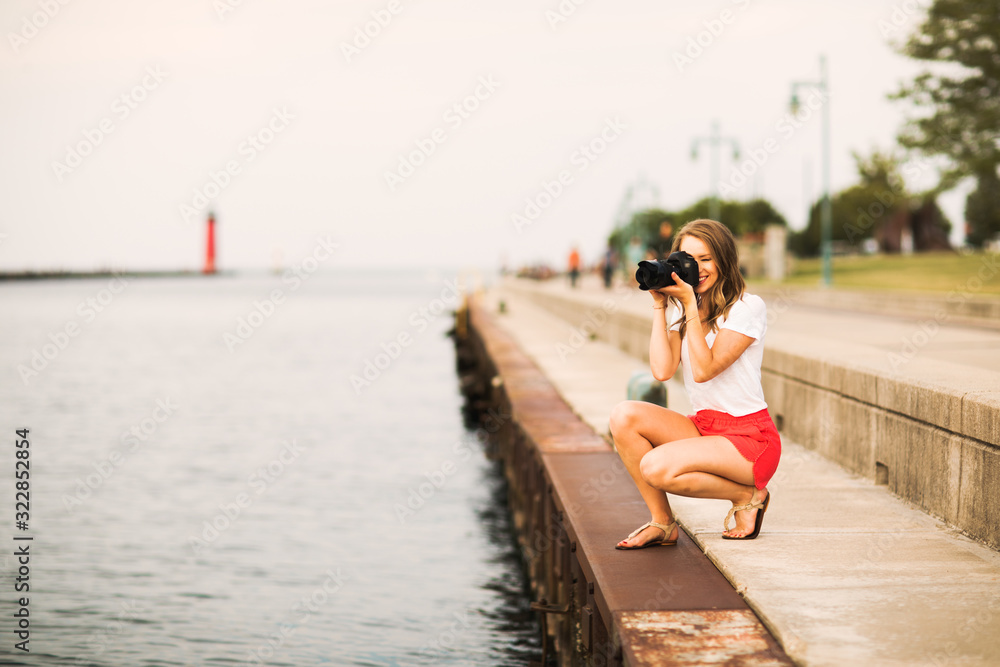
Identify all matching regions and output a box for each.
[688,408,781,490]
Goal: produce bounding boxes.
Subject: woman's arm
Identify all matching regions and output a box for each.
[684,321,755,383]
[648,296,682,381]
[659,275,757,383]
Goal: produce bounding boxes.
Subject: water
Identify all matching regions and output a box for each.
[0,270,540,666]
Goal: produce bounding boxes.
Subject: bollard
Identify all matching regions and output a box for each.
[626,371,667,407]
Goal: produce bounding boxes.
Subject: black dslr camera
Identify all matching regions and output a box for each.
[635,251,699,291]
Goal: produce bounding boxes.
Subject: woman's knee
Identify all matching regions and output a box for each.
[639,451,672,488]
[608,400,642,438]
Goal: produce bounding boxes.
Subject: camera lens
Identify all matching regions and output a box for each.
[635,260,674,291]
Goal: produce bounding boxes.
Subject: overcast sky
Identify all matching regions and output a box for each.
[0,0,970,273]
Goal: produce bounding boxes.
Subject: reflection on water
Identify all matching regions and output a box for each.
[0,270,540,666]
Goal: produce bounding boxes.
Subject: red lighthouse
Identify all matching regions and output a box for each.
[203,211,216,274]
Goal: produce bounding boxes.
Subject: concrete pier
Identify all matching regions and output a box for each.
[462,275,1000,666]
[455,294,792,666]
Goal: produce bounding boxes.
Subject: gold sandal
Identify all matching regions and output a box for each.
[615,520,678,550]
[722,489,770,540]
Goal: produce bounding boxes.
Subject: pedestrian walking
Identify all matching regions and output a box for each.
[568,246,581,288]
[602,244,616,288]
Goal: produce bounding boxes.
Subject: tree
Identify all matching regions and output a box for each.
[789,150,952,256]
[890,0,1000,245]
[842,150,913,249]
[791,185,895,257]
[791,151,903,255]
[610,199,788,258]
[965,169,1000,246]
[608,207,673,260]
[742,199,790,235]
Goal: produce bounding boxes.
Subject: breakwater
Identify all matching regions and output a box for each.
[453,294,791,666]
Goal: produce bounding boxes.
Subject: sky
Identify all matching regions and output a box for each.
[0,0,973,273]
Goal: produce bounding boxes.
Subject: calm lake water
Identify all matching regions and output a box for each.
[0,270,540,666]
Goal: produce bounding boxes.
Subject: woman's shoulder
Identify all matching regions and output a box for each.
[732,292,766,315]
[719,293,766,331]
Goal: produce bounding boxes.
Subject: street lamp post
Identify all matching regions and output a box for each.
[790,54,832,287]
[691,120,740,221]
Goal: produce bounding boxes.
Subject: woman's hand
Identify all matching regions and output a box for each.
[650,287,669,308]
[654,273,696,309]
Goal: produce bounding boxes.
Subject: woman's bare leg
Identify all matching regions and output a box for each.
[639,435,767,538]
[608,400,701,547]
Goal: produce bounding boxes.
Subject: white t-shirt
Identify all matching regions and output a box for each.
[669,293,768,416]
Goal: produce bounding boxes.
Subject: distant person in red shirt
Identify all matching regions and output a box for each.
[568,247,581,288]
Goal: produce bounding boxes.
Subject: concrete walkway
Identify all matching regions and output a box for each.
[481,276,1000,666]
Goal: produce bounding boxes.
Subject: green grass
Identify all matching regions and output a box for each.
[753,251,1000,295]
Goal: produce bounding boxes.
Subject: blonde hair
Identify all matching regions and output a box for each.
[669,219,746,338]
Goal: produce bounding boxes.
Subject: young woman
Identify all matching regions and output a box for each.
[609,219,780,549]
